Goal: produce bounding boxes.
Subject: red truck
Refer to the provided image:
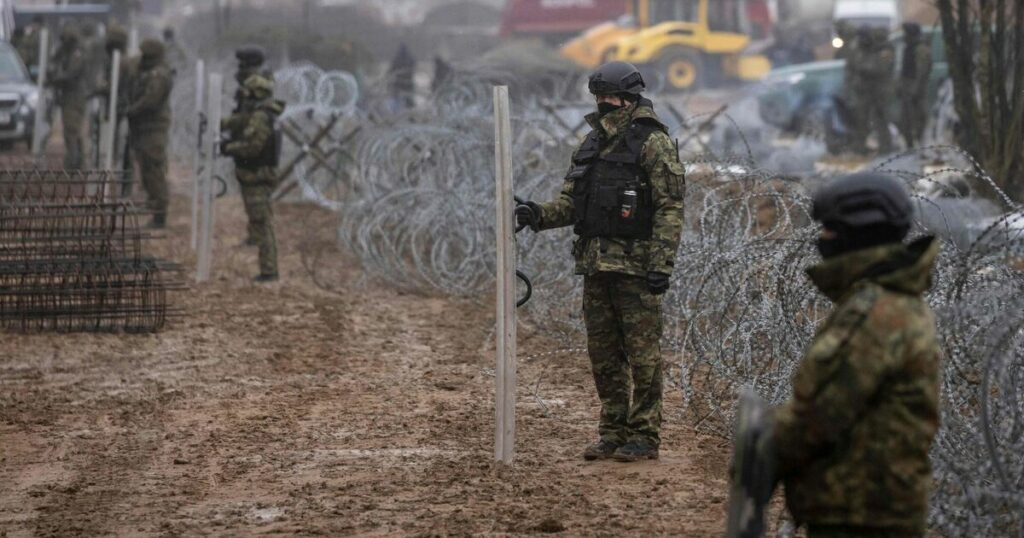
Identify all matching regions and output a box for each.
[500,0,627,42]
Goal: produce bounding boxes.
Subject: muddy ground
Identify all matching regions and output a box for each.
[0,167,735,537]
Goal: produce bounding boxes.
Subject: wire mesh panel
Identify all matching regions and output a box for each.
[0,169,178,333]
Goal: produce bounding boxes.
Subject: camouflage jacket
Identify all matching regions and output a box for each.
[48,45,86,105]
[849,42,895,87]
[16,31,41,71]
[774,237,941,534]
[223,98,284,176]
[538,102,686,278]
[125,62,173,131]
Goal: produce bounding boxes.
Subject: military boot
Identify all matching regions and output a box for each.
[147,213,166,229]
[582,439,620,461]
[612,441,658,462]
[253,273,278,283]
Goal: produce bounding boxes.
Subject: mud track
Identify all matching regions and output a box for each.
[1,180,730,536]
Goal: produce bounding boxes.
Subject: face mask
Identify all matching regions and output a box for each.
[597,102,623,116]
[816,237,845,259]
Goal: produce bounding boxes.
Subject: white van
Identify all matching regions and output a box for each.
[833,0,902,33]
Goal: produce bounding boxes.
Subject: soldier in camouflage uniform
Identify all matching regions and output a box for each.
[846,27,895,155]
[124,39,174,228]
[48,24,87,170]
[16,16,44,80]
[897,23,932,149]
[221,75,284,282]
[228,46,274,246]
[516,61,685,462]
[772,173,941,537]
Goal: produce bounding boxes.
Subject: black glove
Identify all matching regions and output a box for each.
[646,271,670,295]
[515,201,542,232]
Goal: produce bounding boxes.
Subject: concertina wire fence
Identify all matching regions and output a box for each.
[169,58,1022,536]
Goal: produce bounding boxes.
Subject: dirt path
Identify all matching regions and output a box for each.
[0,182,730,536]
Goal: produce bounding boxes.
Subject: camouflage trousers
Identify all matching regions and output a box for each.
[583,272,663,447]
[807,524,922,538]
[237,167,278,277]
[60,100,85,170]
[130,126,169,217]
[849,83,893,155]
[898,91,928,149]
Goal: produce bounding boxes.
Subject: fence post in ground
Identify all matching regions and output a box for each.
[196,73,222,283]
[191,59,206,251]
[493,85,516,465]
[100,49,122,202]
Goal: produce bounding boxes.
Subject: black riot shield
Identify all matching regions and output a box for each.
[726,387,778,538]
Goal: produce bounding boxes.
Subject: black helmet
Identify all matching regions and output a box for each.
[235,44,266,67]
[902,22,922,40]
[588,61,645,96]
[813,173,913,255]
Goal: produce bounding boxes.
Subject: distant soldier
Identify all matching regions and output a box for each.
[48,24,87,169]
[79,22,107,94]
[221,75,284,282]
[846,27,895,155]
[227,45,274,246]
[515,62,685,462]
[124,39,173,228]
[897,23,932,148]
[773,173,940,538]
[161,27,188,73]
[80,22,108,166]
[431,55,453,94]
[16,16,44,79]
[387,43,416,111]
[833,20,855,60]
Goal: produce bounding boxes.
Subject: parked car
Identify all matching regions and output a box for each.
[756,27,948,137]
[0,40,38,150]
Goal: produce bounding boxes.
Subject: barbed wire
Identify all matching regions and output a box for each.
[183,60,1023,536]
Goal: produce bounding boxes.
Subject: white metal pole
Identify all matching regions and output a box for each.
[128,25,139,55]
[102,50,121,170]
[196,74,222,283]
[493,86,516,464]
[191,59,206,251]
[31,27,49,159]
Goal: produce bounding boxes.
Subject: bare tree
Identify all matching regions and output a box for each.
[936,0,1024,198]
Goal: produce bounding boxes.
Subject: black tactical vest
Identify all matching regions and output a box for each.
[566,113,665,241]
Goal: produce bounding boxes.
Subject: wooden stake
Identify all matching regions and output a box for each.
[196,73,222,283]
[191,59,206,251]
[493,86,516,464]
[30,28,49,159]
